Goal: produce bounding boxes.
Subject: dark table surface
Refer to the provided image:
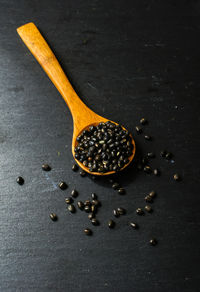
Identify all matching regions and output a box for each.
[0,0,200,291]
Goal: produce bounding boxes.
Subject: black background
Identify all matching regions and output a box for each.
[0,1,200,291]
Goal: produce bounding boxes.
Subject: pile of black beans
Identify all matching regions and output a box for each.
[74,121,134,173]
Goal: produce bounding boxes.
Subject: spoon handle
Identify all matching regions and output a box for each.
[17,22,91,124]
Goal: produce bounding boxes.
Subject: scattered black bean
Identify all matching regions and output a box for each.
[135,126,142,134]
[153,169,160,176]
[130,222,138,229]
[91,205,97,213]
[144,165,152,174]
[113,209,120,217]
[160,150,167,157]
[84,228,92,235]
[80,170,86,177]
[149,191,156,198]
[118,188,126,195]
[88,213,95,220]
[71,189,78,198]
[65,197,73,204]
[136,208,144,215]
[108,220,115,228]
[42,164,51,171]
[145,205,153,212]
[144,135,151,141]
[72,163,79,171]
[165,152,172,160]
[142,157,148,165]
[68,204,76,213]
[50,213,57,221]
[149,238,157,246]
[173,173,181,181]
[58,181,68,190]
[140,118,147,125]
[92,200,100,207]
[84,200,91,206]
[91,193,97,200]
[145,195,153,203]
[112,182,120,190]
[147,152,155,158]
[91,218,99,226]
[16,176,24,185]
[84,205,91,213]
[117,207,126,215]
[77,201,84,210]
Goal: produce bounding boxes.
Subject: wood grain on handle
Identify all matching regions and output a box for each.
[17,22,91,125]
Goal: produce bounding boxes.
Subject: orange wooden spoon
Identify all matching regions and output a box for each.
[17,22,136,175]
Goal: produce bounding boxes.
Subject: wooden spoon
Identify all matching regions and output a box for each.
[17,22,136,175]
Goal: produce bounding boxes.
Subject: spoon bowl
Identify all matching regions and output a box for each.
[17,22,136,175]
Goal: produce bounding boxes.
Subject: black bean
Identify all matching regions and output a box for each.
[118,188,126,195]
[147,152,155,158]
[153,169,160,176]
[165,152,172,160]
[68,205,76,213]
[65,197,73,204]
[149,191,156,198]
[112,182,120,190]
[144,135,151,141]
[160,150,167,157]
[135,126,142,134]
[130,222,138,229]
[91,218,99,226]
[149,238,157,246]
[113,209,120,217]
[145,205,153,212]
[144,165,152,174]
[92,200,101,207]
[91,193,97,200]
[91,205,97,213]
[84,200,91,206]
[140,118,147,125]
[77,201,84,210]
[58,181,68,190]
[84,228,92,235]
[84,205,91,213]
[16,176,24,185]
[71,189,78,198]
[145,195,153,203]
[108,220,115,228]
[50,213,57,221]
[136,208,144,215]
[72,164,78,171]
[88,213,95,220]
[117,207,126,215]
[42,164,51,171]
[173,173,181,181]
[80,170,86,177]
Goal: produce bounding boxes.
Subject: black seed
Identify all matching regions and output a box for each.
[88,213,95,220]
[77,201,84,210]
[145,195,153,203]
[113,209,120,217]
[117,207,126,215]
[80,170,86,177]
[165,152,172,160]
[149,191,156,198]
[50,213,57,221]
[144,165,152,174]
[84,205,91,213]
[108,220,115,228]
[91,218,99,226]
[58,181,68,190]
[91,205,97,213]
[112,182,120,190]
[145,205,153,212]
[140,118,147,125]
[84,200,91,206]
[71,189,78,198]
[173,173,181,181]
[153,169,160,176]
[92,200,100,207]
[142,157,148,165]
[42,164,51,171]
[149,238,157,246]
[135,126,142,134]
[16,176,24,185]
[147,152,155,158]
[160,150,167,157]
[72,164,78,171]
[68,205,76,213]
[136,208,144,215]
[130,222,138,229]
[118,188,126,195]
[91,193,97,200]
[144,135,151,141]
[84,228,92,235]
[65,197,73,204]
